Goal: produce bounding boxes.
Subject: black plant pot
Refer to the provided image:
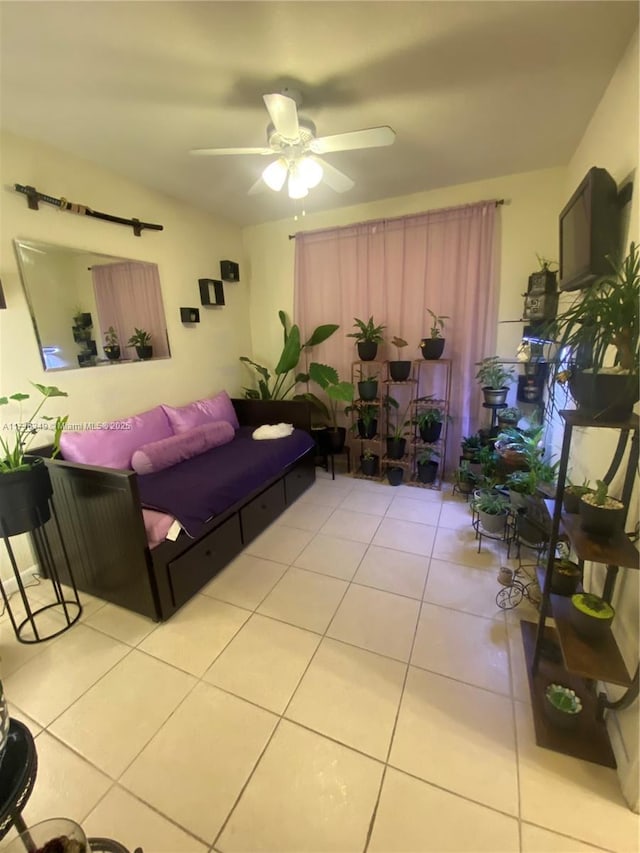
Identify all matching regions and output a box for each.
[569,371,639,421]
[104,345,121,361]
[420,338,445,360]
[550,560,582,597]
[360,455,379,477]
[482,387,509,406]
[357,419,378,439]
[327,427,347,453]
[386,466,404,486]
[419,422,442,443]
[389,361,412,381]
[135,345,153,360]
[74,312,93,329]
[562,490,582,514]
[579,497,625,538]
[358,380,378,401]
[0,457,53,537]
[386,437,406,459]
[357,341,378,361]
[416,461,438,484]
[569,595,615,641]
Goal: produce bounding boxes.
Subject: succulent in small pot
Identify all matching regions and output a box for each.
[570,592,615,640]
[103,326,121,361]
[579,480,625,537]
[562,477,593,514]
[550,558,582,597]
[420,309,448,359]
[497,406,521,428]
[347,316,386,361]
[544,683,583,729]
[475,356,516,406]
[388,336,412,381]
[416,447,439,484]
[386,465,404,486]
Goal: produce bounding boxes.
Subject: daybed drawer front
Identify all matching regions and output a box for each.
[241,480,286,544]
[167,514,242,608]
[285,463,315,505]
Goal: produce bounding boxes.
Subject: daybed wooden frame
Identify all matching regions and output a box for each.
[37,400,316,621]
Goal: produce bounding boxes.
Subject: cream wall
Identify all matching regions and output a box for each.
[557,28,639,810]
[242,166,567,377]
[0,130,250,425]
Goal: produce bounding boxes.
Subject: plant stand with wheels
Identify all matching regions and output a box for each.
[524,410,639,767]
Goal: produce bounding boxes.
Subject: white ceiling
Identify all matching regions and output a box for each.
[1,1,637,227]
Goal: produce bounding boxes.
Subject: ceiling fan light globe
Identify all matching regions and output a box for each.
[288,169,309,199]
[298,156,323,189]
[262,158,288,192]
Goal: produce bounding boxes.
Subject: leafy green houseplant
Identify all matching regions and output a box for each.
[356,367,379,401]
[0,383,68,536]
[460,434,482,461]
[455,460,478,495]
[421,309,449,360]
[127,328,153,360]
[296,363,354,452]
[473,490,509,534]
[414,403,447,443]
[497,406,520,428]
[384,395,412,459]
[416,446,440,484]
[240,311,339,400]
[346,401,379,440]
[360,448,379,478]
[104,326,121,361]
[544,241,639,419]
[475,356,516,405]
[347,316,386,361]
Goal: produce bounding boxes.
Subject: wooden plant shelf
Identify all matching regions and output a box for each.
[521,620,616,768]
[544,501,639,570]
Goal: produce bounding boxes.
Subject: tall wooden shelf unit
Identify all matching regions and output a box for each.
[382,364,418,481]
[349,360,385,480]
[522,410,639,768]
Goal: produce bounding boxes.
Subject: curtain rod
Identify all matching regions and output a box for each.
[288,198,505,239]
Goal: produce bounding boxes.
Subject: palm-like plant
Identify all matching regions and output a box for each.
[0,384,68,472]
[347,316,386,344]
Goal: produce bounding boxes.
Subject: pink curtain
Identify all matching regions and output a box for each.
[92,262,170,358]
[294,201,499,474]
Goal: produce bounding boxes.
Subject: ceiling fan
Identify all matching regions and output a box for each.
[190,90,396,199]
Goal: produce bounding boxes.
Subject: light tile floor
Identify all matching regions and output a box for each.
[1,470,638,853]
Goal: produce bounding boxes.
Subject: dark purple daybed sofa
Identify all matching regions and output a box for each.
[39,398,316,621]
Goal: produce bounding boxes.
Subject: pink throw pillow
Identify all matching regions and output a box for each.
[60,406,173,470]
[162,390,239,434]
[131,420,235,474]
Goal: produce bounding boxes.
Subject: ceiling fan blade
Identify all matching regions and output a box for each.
[190,146,272,156]
[263,93,299,140]
[315,158,355,193]
[310,126,396,154]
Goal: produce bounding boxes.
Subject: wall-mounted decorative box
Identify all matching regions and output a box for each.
[220,260,240,282]
[180,307,200,323]
[198,279,225,306]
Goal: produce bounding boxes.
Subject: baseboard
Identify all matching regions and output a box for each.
[2,565,40,599]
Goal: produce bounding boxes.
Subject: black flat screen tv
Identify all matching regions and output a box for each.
[558,166,621,292]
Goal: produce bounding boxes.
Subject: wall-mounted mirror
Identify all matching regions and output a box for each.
[14,238,171,371]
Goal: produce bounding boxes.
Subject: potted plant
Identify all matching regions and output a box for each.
[563,477,593,514]
[103,326,121,361]
[385,396,411,459]
[360,448,379,478]
[420,309,449,360]
[570,592,615,640]
[72,307,92,329]
[241,311,339,399]
[579,480,625,537]
[127,328,153,360]
[475,356,516,406]
[550,558,582,597]
[473,490,509,534]
[497,406,520,429]
[544,683,583,729]
[356,368,379,402]
[345,401,378,440]
[414,401,447,443]
[544,241,639,420]
[347,316,386,361]
[416,447,440,484]
[388,336,411,381]
[386,465,404,486]
[298,363,354,453]
[0,383,68,537]
[455,461,478,496]
[460,434,482,461]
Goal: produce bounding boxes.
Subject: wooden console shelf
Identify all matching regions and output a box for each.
[543,501,639,569]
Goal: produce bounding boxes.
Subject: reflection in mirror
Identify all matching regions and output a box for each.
[14,239,171,371]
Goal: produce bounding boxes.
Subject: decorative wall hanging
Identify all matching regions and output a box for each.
[180,308,200,323]
[199,279,225,306]
[14,184,163,237]
[220,260,240,282]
